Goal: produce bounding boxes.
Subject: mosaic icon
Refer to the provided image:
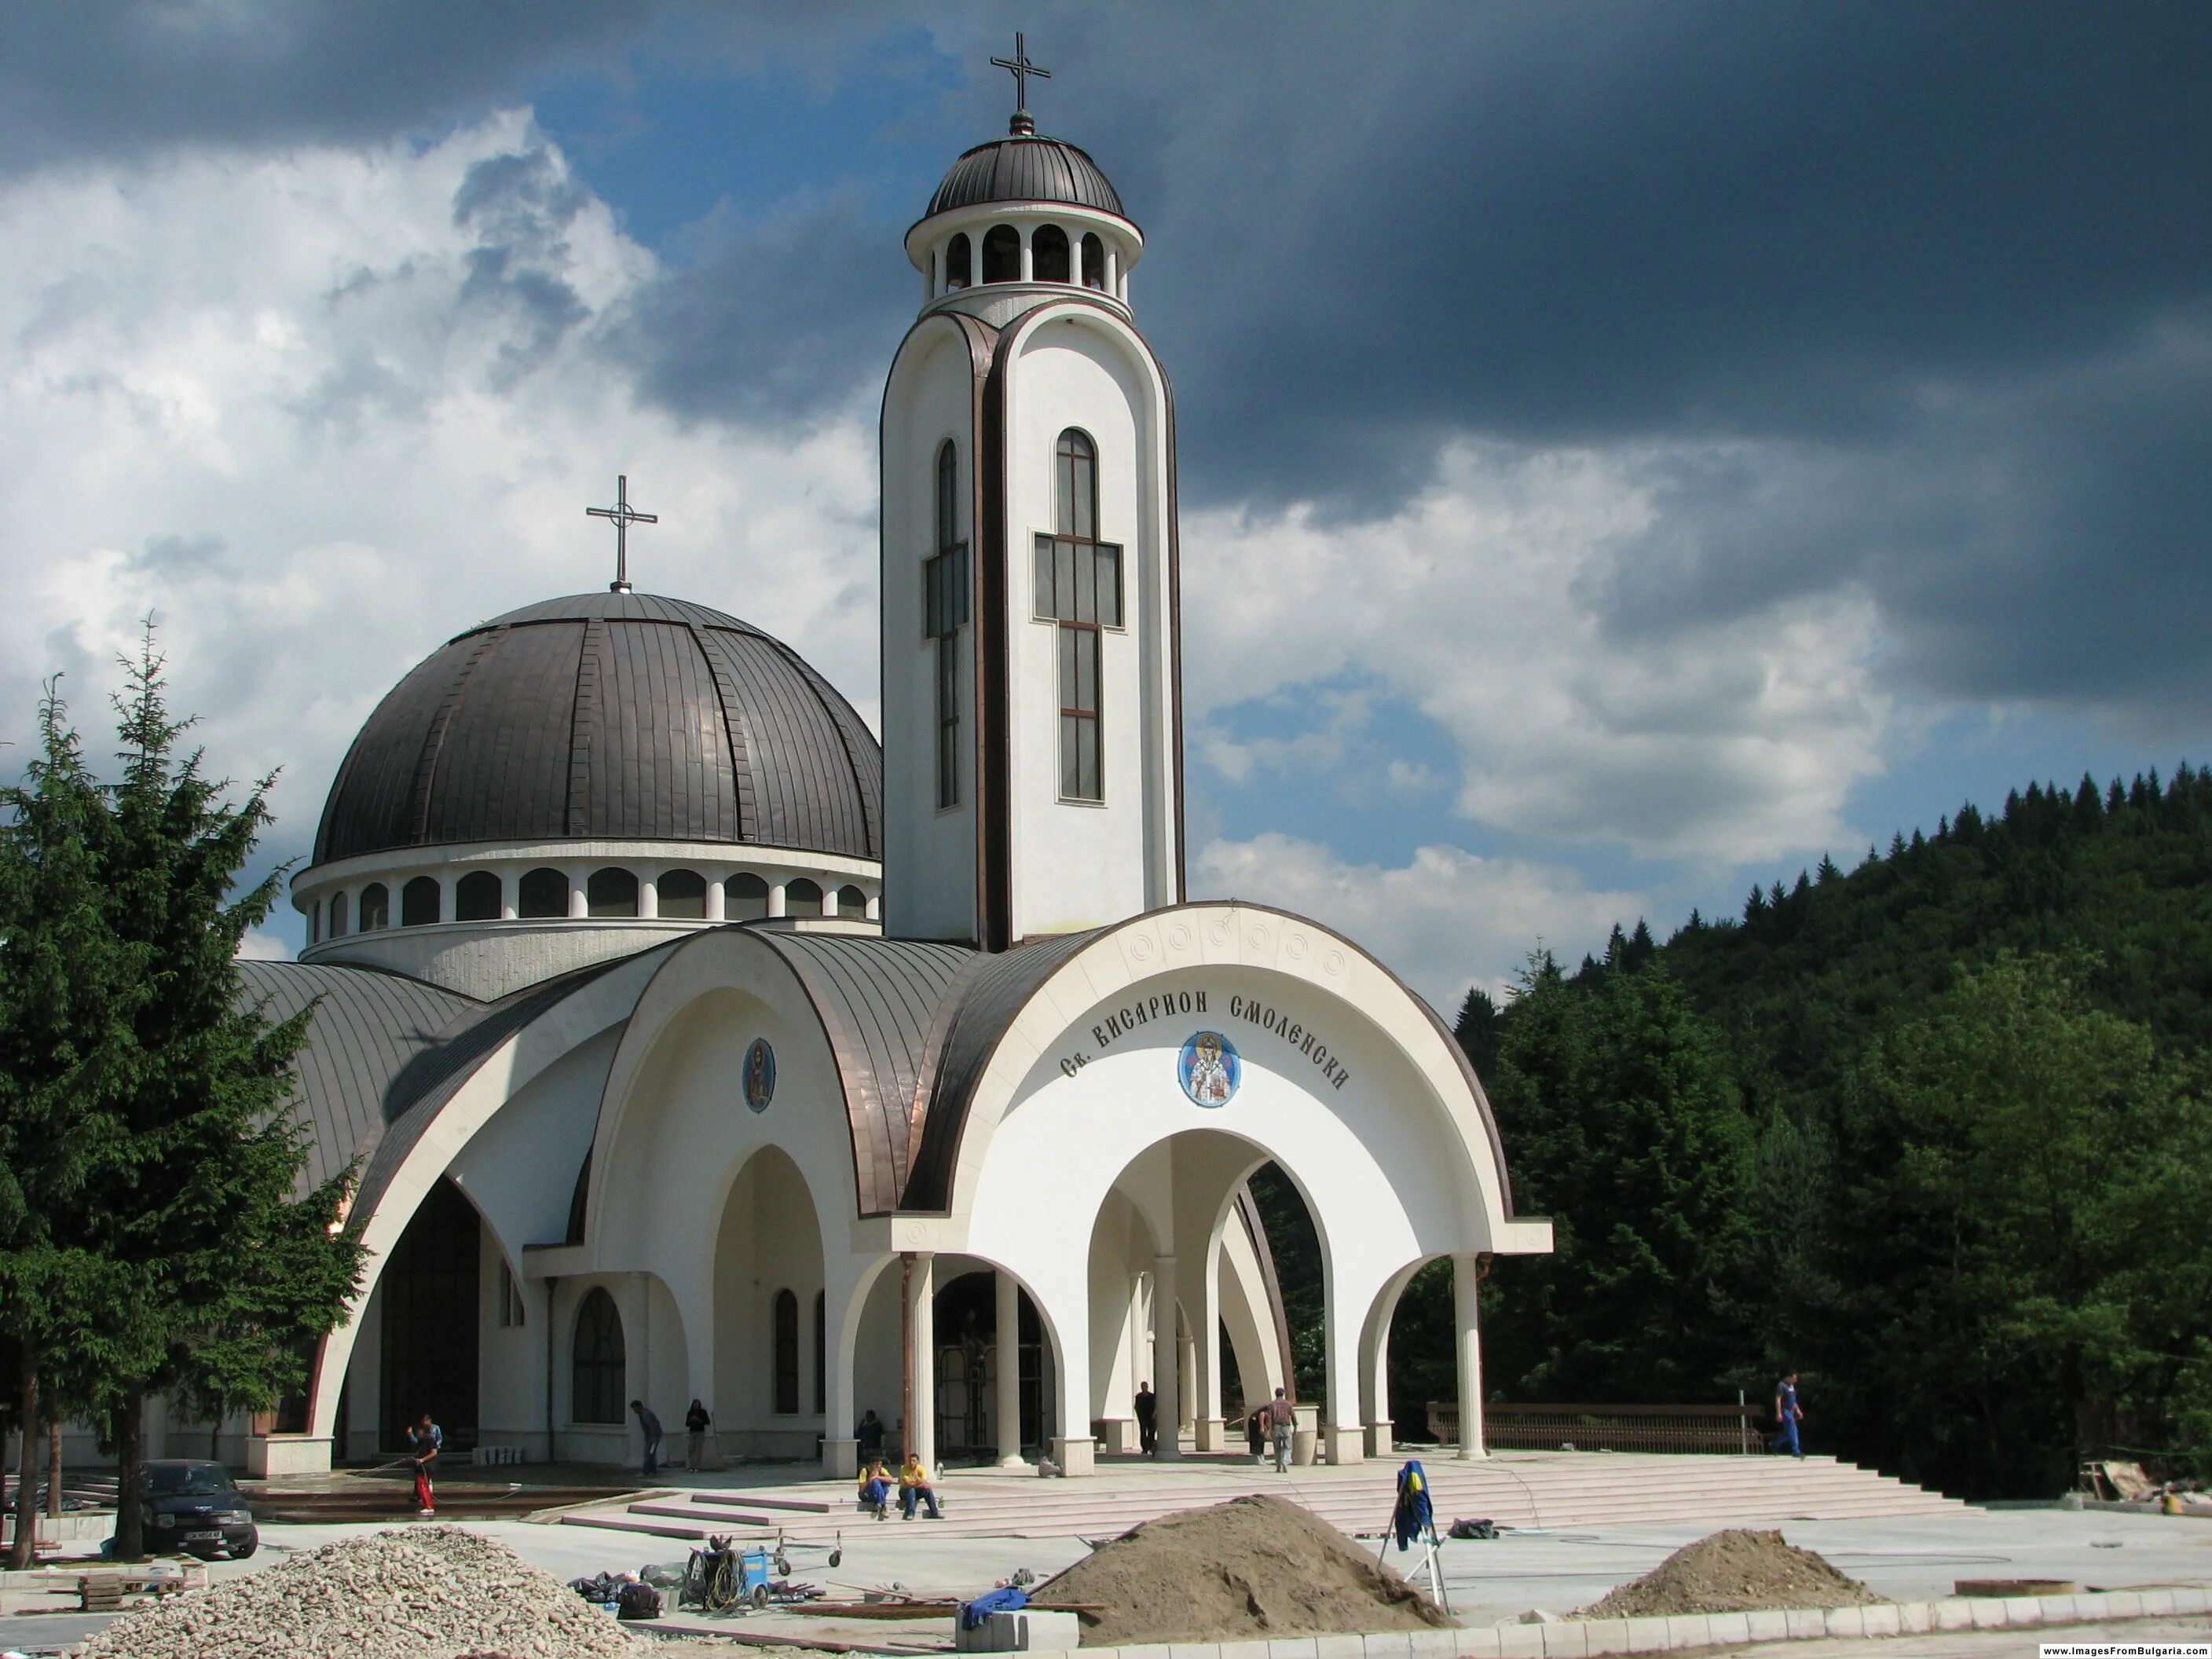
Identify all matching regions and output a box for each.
[743,1037,776,1113]
[1178,1030,1240,1108]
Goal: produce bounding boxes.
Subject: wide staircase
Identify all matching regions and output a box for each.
[553,1448,1959,1546]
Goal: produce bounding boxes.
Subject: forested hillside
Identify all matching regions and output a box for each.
[1258,766,2212,1499]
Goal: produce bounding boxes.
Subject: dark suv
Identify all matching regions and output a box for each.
[140,1460,257,1558]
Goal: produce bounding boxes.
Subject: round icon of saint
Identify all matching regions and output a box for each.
[1178,1030,1240,1108]
[743,1037,776,1113]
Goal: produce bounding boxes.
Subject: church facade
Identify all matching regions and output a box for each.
[233,92,1551,1480]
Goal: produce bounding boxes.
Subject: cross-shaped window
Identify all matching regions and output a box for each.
[1034,429,1122,802]
[925,441,968,808]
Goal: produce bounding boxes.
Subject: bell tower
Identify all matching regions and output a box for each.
[881,48,1183,948]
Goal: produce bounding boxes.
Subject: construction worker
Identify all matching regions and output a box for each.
[858,1457,893,1520]
[407,1413,442,1517]
[899,1451,943,1520]
[1264,1387,1295,1473]
[1134,1380,1158,1455]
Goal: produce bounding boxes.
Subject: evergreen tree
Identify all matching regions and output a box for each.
[80,638,361,1558]
[0,687,152,1566]
[1452,986,1504,1079]
[1479,954,1756,1401]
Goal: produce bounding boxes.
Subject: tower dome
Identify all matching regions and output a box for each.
[925,132,1125,221]
[295,590,884,999]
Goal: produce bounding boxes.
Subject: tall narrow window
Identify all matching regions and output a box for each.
[572,1287,625,1425]
[359,882,390,932]
[1033,429,1121,801]
[772,1289,800,1415]
[329,891,349,938]
[982,224,1020,283]
[727,872,769,921]
[1081,232,1106,290]
[945,232,972,291]
[455,870,502,921]
[924,441,968,808]
[401,875,441,927]
[1033,224,1070,283]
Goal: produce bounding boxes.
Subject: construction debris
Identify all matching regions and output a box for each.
[1578,1529,1884,1619]
[1038,1493,1452,1646]
[73,1526,645,1659]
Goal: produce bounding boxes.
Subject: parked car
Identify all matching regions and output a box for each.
[139,1459,257,1559]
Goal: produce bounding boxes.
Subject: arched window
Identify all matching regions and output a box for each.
[358,882,390,932]
[518,867,567,919]
[772,1289,800,1415]
[813,1291,827,1414]
[401,875,441,927]
[657,869,707,920]
[784,877,823,918]
[328,891,349,938]
[455,870,502,922]
[837,884,867,918]
[981,224,1020,284]
[727,872,770,921]
[572,1287,625,1425]
[1081,232,1106,290]
[1032,224,1070,283]
[945,232,972,291]
[926,440,969,810]
[588,867,639,918]
[1034,429,1119,800]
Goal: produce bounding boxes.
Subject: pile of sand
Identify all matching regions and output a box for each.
[1038,1494,1452,1646]
[1579,1529,1884,1619]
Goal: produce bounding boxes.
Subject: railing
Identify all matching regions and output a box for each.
[1427,1401,1759,1455]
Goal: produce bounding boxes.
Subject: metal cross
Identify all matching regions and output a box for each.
[586,474,658,593]
[990,32,1050,124]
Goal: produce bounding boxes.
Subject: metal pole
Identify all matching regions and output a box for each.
[899,1254,914,1461]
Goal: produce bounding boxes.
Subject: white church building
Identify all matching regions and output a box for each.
[233,79,1552,1481]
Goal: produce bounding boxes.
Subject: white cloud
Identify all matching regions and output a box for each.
[0,112,881,909]
[1181,442,1893,865]
[1191,831,1646,1013]
[236,927,293,961]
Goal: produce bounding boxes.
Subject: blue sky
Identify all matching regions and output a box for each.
[0,2,2203,1002]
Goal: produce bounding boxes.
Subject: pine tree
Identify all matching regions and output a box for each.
[1453,986,1504,1079]
[82,635,362,1558]
[0,687,151,1566]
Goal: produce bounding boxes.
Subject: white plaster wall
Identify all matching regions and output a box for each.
[958,965,1496,1433]
[712,1147,827,1456]
[342,1278,384,1462]
[475,1227,538,1450]
[1002,313,1178,937]
[881,320,983,942]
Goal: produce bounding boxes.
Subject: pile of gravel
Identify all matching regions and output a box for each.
[1578,1528,1884,1619]
[73,1525,644,1659]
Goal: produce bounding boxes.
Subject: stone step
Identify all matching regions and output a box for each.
[626,1500,789,1528]
[684,1491,834,1514]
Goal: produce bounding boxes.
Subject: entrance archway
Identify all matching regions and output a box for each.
[1084,1129,1318,1459]
[378,1177,481,1453]
[712,1145,826,1457]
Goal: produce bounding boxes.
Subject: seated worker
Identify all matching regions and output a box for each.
[857,1458,892,1520]
[898,1452,943,1521]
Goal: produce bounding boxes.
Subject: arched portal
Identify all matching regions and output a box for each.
[376,1176,481,1453]
[712,1144,827,1458]
[1082,1129,1317,1461]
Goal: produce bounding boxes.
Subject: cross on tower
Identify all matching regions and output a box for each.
[586,474,659,593]
[990,32,1050,134]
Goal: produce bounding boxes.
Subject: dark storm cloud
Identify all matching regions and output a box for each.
[0,1,655,173]
[605,200,913,427]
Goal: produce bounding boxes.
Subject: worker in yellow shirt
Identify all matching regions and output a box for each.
[857,1457,892,1520]
[898,1452,943,1520]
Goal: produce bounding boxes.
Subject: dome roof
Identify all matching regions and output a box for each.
[926,133,1125,220]
[313,591,881,867]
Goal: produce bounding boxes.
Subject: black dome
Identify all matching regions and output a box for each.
[926,134,1125,220]
[313,591,882,866]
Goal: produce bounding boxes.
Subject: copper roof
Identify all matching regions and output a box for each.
[311,591,882,866]
[926,134,1126,220]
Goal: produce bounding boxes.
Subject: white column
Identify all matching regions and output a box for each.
[705,877,725,922]
[1177,1331,1195,1432]
[567,867,588,919]
[437,870,454,924]
[1454,1252,1486,1459]
[767,881,789,919]
[994,1271,1024,1467]
[908,1252,936,1470]
[866,891,881,921]
[499,871,517,921]
[1150,1255,1179,1460]
[638,875,659,920]
[1020,225,1035,282]
[1106,245,1119,295]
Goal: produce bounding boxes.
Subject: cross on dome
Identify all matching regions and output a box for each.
[989,32,1051,135]
[585,474,659,593]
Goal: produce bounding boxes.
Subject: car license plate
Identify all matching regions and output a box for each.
[185,1530,220,1541]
